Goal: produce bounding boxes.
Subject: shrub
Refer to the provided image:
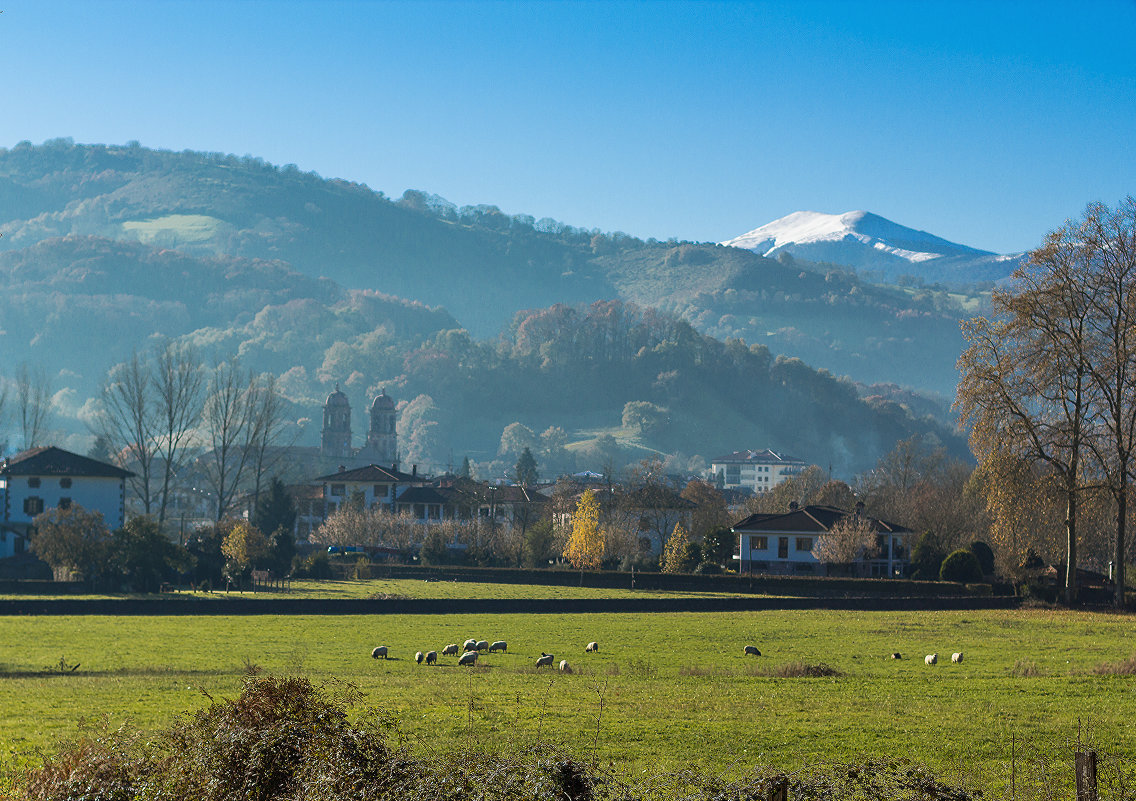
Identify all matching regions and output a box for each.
[752,662,842,678]
[939,549,983,583]
[1091,654,1136,675]
[693,560,722,575]
[968,541,995,575]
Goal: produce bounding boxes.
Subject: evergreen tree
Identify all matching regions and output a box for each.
[515,447,539,487]
[459,456,473,479]
[661,522,689,573]
[254,477,296,537]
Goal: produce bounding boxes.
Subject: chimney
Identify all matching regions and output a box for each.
[412,464,417,477]
[789,501,799,511]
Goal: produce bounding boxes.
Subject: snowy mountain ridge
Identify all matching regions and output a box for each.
[721,210,1023,285]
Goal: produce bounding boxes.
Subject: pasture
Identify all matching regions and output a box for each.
[1,603,1133,796]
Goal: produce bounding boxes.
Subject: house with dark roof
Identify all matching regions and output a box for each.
[311,463,428,523]
[731,502,913,577]
[0,446,134,559]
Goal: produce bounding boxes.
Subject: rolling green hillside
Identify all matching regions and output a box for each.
[0,140,971,475]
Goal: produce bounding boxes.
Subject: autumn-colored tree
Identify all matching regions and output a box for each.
[957,222,1099,604]
[660,522,690,573]
[221,520,271,573]
[29,505,114,584]
[563,489,603,571]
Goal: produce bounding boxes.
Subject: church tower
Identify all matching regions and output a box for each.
[365,389,398,465]
[320,384,352,458]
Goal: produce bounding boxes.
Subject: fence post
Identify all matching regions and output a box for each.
[767,776,789,801]
[1076,750,1098,801]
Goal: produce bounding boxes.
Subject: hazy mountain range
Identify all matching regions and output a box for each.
[0,139,987,475]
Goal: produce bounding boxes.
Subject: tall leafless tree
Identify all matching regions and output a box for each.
[201,360,258,521]
[16,363,53,450]
[153,341,206,524]
[99,352,158,514]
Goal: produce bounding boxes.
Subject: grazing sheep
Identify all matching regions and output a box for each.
[536,653,555,668]
[488,641,507,653]
[925,653,937,665]
[415,651,424,664]
[559,660,573,673]
[442,643,460,656]
[585,641,599,653]
[463,639,478,651]
[425,650,437,665]
[371,646,388,660]
[476,640,489,652]
[890,653,902,660]
[952,652,964,663]
[458,651,478,666]
[743,645,761,657]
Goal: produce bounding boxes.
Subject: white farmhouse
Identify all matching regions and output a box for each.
[0,446,133,559]
[710,449,808,494]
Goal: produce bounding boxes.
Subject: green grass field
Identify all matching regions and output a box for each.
[0,577,763,602]
[1,599,1132,796]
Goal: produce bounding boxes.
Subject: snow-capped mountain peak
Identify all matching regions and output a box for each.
[721,210,1022,285]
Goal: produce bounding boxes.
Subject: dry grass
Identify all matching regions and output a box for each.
[750,662,842,678]
[1091,654,1136,675]
[1010,660,1041,677]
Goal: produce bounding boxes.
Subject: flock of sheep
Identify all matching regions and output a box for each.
[373,640,965,672]
[370,639,601,673]
[742,645,964,665]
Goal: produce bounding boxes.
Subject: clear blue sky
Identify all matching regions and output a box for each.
[1,0,1133,254]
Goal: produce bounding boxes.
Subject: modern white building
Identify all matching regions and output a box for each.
[0,446,133,559]
[710,449,808,494]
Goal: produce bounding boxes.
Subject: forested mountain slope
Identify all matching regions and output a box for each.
[0,140,970,475]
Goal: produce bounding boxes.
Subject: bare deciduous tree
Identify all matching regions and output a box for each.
[16,363,53,450]
[811,513,879,571]
[99,352,158,515]
[200,361,258,521]
[154,341,205,524]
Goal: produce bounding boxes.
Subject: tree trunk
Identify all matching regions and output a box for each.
[1065,489,1078,606]
[1116,492,1127,609]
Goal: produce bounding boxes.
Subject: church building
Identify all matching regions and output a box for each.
[319,386,399,465]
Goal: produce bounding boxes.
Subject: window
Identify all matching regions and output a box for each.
[330,484,345,497]
[374,484,389,498]
[778,537,789,559]
[60,478,72,489]
[58,498,72,510]
[23,497,44,515]
[28,477,41,488]
[750,536,768,550]
[795,537,813,552]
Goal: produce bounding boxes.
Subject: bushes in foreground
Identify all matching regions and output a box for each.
[5,673,979,801]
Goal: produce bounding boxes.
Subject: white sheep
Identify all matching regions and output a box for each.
[425,650,437,665]
[476,640,489,652]
[371,646,388,660]
[925,653,937,665]
[952,652,964,663]
[488,641,507,653]
[535,653,554,668]
[585,641,599,653]
[559,659,573,673]
[743,645,761,657]
[458,650,478,666]
[415,651,424,664]
[442,643,459,656]
[463,638,478,651]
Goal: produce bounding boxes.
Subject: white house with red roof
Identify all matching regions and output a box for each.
[0,446,134,559]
